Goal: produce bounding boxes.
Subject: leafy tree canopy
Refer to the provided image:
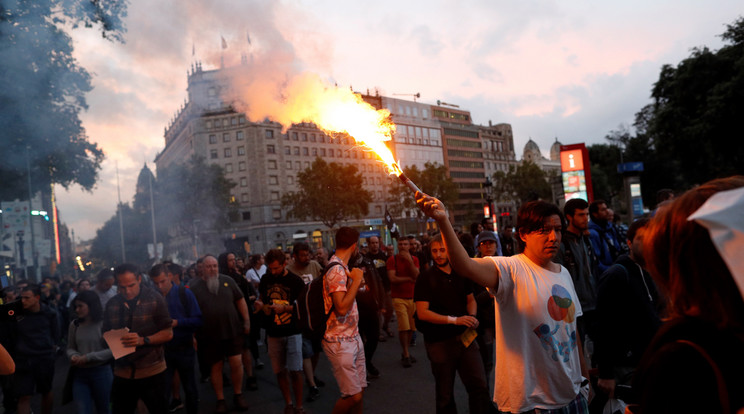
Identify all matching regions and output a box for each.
[281,157,372,229]
[589,17,744,209]
[386,162,458,217]
[492,160,552,205]
[0,0,127,200]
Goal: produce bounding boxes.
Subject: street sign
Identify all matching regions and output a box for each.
[364,218,383,226]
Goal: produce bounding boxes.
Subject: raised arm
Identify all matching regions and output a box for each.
[417,193,500,290]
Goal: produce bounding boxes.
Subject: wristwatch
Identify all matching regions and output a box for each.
[143,336,150,345]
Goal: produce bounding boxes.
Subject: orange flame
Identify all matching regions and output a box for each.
[311,93,402,177]
[225,72,403,176]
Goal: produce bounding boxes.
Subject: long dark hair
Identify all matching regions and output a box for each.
[72,290,104,323]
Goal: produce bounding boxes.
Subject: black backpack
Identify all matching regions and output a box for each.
[297,262,343,341]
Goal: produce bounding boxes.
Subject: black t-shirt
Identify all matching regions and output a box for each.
[259,270,305,338]
[414,266,473,343]
[364,251,390,291]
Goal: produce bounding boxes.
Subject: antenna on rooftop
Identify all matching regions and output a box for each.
[392,92,421,102]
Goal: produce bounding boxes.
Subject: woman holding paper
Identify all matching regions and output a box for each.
[67,290,114,414]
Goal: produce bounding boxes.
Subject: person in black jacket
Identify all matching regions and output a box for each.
[13,283,60,414]
[594,218,661,404]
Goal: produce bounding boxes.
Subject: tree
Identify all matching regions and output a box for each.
[281,158,372,229]
[492,161,552,205]
[89,157,236,269]
[386,162,458,218]
[0,0,127,200]
[641,17,744,188]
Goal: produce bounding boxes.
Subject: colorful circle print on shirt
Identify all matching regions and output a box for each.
[547,284,576,323]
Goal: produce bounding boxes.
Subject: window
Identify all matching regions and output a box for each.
[240,178,247,187]
[327,150,333,158]
[301,133,307,141]
[304,162,310,168]
[319,134,325,143]
[352,151,357,159]
[239,116,246,124]
[292,146,299,155]
[321,148,326,156]
[272,209,282,220]
[236,146,244,156]
[302,147,309,156]
[268,160,277,169]
[209,134,217,144]
[224,148,232,157]
[239,161,246,171]
[363,177,368,185]
[286,161,292,169]
[229,195,236,203]
[241,193,248,202]
[210,149,218,159]
[312,148,318,156]
[242,211,251,220]
[285,146,291,155]
[295,161,301,170]
[422,109,429,118]
[292,132,298,141]
[375,205,382,214]
[269,175,278,185]
[267,145,275,154]
[310,134,316,142]
[287,176,294,185]
[236,131,244,140]
[265,130,274,138]
[231,117,237,126]
[337,149,342,157]
[376,177,381,185]
[412,107,418,117]
[223,119,229,127]
[225,163,233,173]
[206,120,213,128]
[345,150,350,158]
[270,191,279,201]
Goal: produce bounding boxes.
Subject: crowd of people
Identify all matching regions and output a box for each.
[1,175,743,414]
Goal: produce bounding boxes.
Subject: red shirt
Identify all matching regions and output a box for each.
[386,254,419,299]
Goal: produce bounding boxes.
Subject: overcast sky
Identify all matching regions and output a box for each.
[58,0,743,240]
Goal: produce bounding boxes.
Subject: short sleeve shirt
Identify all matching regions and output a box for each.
[387,254,419,299]
[414,266,473,343]
[287,260,323,285]
[487,254,584,412]
[323,256,359,342]
[189,275,244,340]
[258,270,305,337]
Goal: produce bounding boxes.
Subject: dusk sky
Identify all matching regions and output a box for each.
[58,0,743,240]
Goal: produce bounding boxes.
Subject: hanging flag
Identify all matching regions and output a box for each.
[384,208,399,238]
[221,36,227,49]
[246,32,252,46]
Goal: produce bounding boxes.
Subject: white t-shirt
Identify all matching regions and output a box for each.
[487,254,583,413]
[245,264,266,284]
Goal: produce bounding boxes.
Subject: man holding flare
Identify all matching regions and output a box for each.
[416,192,592,413]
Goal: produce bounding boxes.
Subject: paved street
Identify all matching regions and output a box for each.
[9,318,489,413]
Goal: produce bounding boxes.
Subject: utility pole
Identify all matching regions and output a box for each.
[116,162,126,263]
[148,170,158,261]
[26,147,39,281]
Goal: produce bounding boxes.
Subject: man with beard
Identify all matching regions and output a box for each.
[415,234,490,414]
[189,255,250,413]
[255,249,307,414]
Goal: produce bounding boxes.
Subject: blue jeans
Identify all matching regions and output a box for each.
[73,364,113,414]
[425,336,490,414]
[165,346,199,414]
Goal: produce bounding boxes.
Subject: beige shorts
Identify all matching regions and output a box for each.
[392,298,416,331]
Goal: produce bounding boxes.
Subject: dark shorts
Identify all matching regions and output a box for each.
[200,336,243,366]
[14,354,55,396]
[302,335,323,358]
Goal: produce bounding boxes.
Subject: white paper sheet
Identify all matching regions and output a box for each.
[103,327,136,360]
[688,186,744,300]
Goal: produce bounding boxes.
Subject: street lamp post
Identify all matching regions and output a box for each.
[484,176,495,232]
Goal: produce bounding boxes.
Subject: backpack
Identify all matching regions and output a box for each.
[297,262,343,341]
